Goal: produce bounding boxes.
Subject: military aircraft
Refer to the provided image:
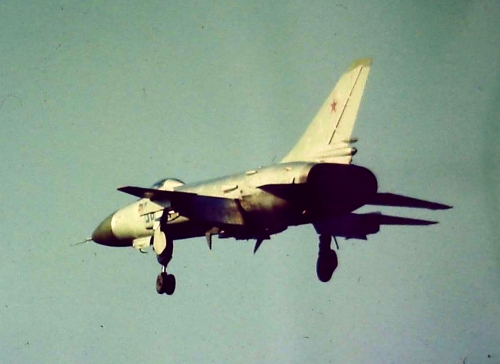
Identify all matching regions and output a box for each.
[89,58,450,296]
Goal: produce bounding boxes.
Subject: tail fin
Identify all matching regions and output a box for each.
[282,58,372,164]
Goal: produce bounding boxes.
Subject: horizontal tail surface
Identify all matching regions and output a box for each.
[313,212,438,240]
[368,193,452,210]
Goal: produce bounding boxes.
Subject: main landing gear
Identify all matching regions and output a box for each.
[153,228,176,295]
[316,234,338,283]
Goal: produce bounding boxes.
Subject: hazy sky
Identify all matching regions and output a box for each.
[1,1,499,363]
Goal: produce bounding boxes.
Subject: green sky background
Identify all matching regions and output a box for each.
[1,1,499,363]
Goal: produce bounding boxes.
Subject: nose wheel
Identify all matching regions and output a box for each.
[316,235,338,283]
[156,271,176,295]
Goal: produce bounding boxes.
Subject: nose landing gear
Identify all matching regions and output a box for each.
[153,227,176,296]
[156,268,176,295]
[316,234,338,283]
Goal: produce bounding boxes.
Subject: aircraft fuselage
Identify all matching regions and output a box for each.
[92,162,378,248]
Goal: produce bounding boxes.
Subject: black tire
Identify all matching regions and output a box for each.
[316,250,338,283]
[164,274,176,295]
[156,273,167,294]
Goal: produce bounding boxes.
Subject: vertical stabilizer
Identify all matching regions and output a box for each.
[282,58,372,164]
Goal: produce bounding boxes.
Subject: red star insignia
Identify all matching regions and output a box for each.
[330,99,337,113]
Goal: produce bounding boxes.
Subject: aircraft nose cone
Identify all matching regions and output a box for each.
[92,213,116,246]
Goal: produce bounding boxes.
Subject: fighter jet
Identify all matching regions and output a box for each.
[89,58,450,296]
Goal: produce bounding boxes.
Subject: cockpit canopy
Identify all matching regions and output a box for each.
[150,178,185,191]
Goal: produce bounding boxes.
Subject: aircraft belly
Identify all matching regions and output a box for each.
[239,189,301,231]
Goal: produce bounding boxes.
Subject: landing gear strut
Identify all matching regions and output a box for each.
[153,228,176,295]
[316,234,338,283]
